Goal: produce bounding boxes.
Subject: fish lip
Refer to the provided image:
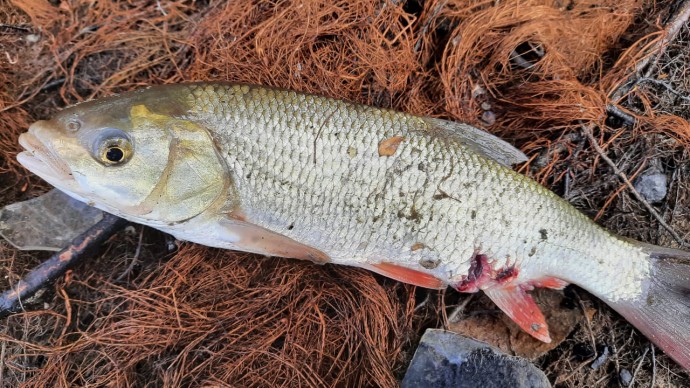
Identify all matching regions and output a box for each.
[17,124,75,184]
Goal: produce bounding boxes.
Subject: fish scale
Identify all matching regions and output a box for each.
[18,82,689,369]
[184,83,647,297]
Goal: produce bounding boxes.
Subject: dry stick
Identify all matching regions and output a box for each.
[0,339,5,386]
[413,291,431,313]
[636,77,690,103]
[447,294,474,323]
[641,0,690,79]
[0,213,128,318]
[115,226,145,282]
[610,328,621,381]
[629,346,650,387]
[607,0,690,127]
[650,344,656,388]
[414,0,447,53]
[582,125,689,249]
[610,0,690,103]
[556,294,599,385]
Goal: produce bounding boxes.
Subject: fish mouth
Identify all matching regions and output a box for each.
[17,123,77,187]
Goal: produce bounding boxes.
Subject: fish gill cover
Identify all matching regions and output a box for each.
[0,0,689,386]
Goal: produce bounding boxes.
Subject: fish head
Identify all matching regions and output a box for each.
[18,87,229,226]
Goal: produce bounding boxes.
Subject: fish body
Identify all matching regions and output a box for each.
[17,83,690,369]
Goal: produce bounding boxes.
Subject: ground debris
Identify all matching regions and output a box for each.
[634,170,668,204]
[403,329,551,388]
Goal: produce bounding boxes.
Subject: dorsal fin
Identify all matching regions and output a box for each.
[425,118,528,167]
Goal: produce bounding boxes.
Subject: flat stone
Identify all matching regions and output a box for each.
[403,329,551,388]
[0,189,103,251]
[634,172,667,203]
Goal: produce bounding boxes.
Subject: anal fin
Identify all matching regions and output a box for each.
[532,276,569,290]
[362,262,446,289]
[483,285,551,343]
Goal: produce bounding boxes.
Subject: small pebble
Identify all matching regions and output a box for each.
[481,110,496,126]
[25,34,40,43]
[590,346,609,369]
[634,171,667,203]
[471,84,485,99]
[619,368,633,386]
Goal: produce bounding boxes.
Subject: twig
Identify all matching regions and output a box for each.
[0,214,127,317]
[115,226,145,281]
[0,24,32,34]
[414,1,447,53]
[628,346,650,387]
[605,104,636,127]
[447,294,474,323]
[579,296,597,362]
[583,125,689,248]
[611,0,690,102]
[0,339,5,386]
[636,77,690,103]
[610,326,621,378]
[642,0,690,79]
[555,291,598,384]
[650,344,656,388]
[413,291,431,313]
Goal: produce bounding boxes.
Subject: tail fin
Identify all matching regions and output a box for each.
[606,244,690,370]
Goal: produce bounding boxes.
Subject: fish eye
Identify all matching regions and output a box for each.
[95,128,132,166]
[104,146,125,163]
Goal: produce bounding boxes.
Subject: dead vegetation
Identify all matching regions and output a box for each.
[1,0,689,386]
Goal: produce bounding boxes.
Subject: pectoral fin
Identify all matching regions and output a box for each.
[361,262,446,289]
[483,285,551,343]
[219,219,330,264]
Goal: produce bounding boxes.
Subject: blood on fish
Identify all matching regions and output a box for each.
[454,253,519,291]
[455,253,490,292]
[495,266,518,283]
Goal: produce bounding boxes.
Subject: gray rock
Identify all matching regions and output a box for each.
[481,110,496,126]
[634,172,667,203]
[590,346,609,370]
[0,189,103,251]
[403,329,551,388]
[619,368,632,386]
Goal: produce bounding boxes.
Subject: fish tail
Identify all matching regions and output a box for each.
[605,243,690,370]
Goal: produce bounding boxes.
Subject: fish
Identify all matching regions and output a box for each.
[17,82,690,369]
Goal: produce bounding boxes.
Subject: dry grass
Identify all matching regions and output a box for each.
[0,245,416,387]
[1,0,689,386]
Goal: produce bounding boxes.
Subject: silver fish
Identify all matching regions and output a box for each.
[17,83,690,369]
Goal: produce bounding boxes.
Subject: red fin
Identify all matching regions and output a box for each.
[484,285,551,343]
[362,263,446,289]
[532,277,569,290]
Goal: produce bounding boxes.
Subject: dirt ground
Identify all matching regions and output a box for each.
[1,0,690,387]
